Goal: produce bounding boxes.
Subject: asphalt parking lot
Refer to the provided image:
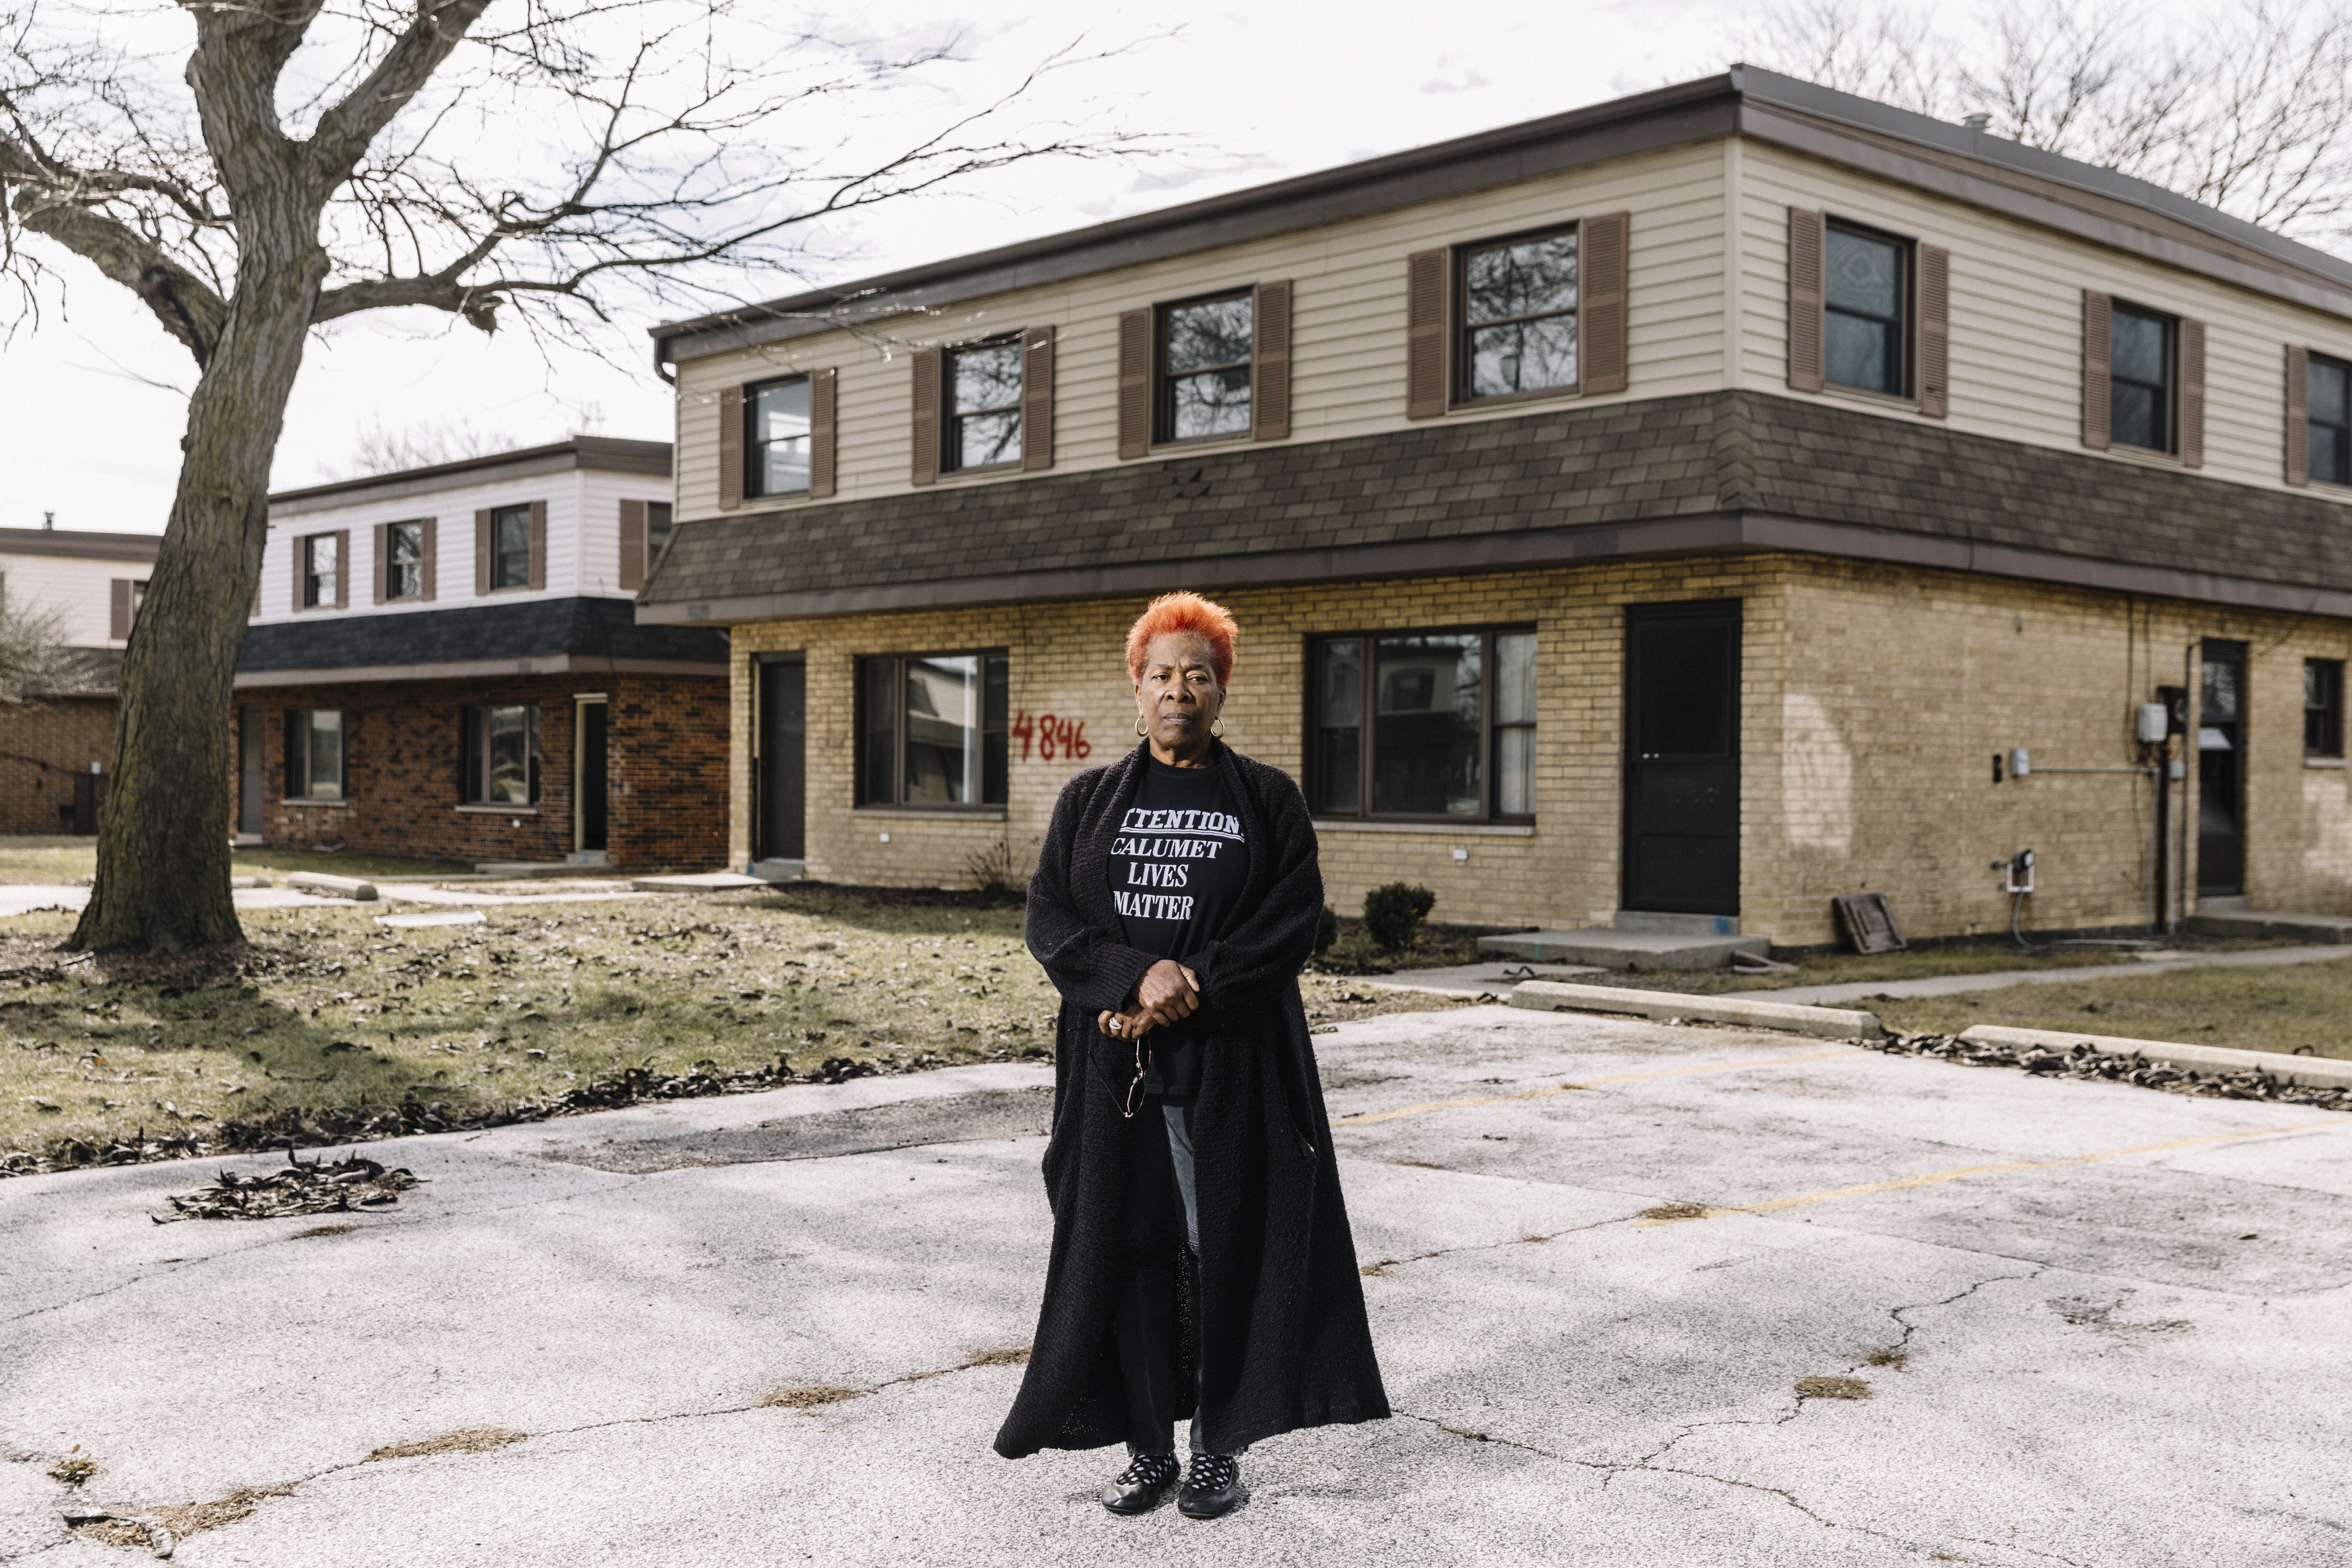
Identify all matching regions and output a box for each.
[4,1005,2347,1566]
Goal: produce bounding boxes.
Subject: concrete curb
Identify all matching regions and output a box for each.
[1508,980,1884,1040]
[1957,1024,2352,1090]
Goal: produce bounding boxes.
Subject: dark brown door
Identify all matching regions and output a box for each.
[2198,640,2246,896]
[577,701,608,853]
[1623,601,1741,915]
[238,706,265,836]
[756,657,805,860]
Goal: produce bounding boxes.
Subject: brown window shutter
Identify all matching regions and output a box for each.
[371,522,388,605]
[910,349,941,485]
[527,501,547,590]
[1580,211,1630,394]
[2081,291,2112,449]
[1021,325,1056,470]
[292,536,307,611]
[110,579,132,641]
[1117,308,1153,459]
[1405,248,1449,418]
[2286,344,2311,486]
[2179,317,2206,469]
[618,499,647,590]
[1917,244,1951,418]
[809,368,838,498]
[420,518,437,601]
[474,510,491,595]
[717,384,745,509]
[1252,279,1292,441]
[1786,207,1825,393]
[333,529,350,608]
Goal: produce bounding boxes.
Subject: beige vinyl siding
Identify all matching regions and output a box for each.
[1737,141,2352,503]
[673,142,1729,522]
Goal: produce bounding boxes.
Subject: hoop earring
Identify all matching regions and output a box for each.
[1211,718,1224,738]
[1135,715,1148,737]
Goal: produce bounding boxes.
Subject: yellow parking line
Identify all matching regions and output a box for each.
[1640,1117,2352,1225]
[1330,1050,1858,1128]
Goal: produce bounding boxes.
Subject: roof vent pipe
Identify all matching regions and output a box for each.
[42,511,53,530]
[1960,111,1991,132]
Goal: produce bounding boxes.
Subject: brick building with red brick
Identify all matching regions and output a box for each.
[234,439,728,870]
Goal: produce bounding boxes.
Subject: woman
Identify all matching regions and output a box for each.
[994,592,1389,1519]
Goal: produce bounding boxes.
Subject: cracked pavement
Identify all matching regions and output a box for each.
[3,1008,2348,1566]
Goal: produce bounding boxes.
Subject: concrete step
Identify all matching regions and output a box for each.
[2184,908,2352,944]
[750,858,805,882]
[634,872,771,893]
[1476,928,1770,971]
[1612,909,1742,935]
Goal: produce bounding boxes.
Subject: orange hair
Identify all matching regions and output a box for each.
[1125,592,1238,685]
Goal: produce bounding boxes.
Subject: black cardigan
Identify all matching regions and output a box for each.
[994,740,1390,1458]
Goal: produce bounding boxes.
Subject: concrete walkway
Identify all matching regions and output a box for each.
[1766,942,2352,1005]
[4,1008,2348,1565]
[0,882,660,921]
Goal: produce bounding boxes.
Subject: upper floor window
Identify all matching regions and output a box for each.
[2310,354,2352,485]
[1460,228,1578,401]
[387,522,424,600]
[2110,304,2174,453]
[1309,627,1536,821]
[287,708,344,800]
[489,505,533,590]
[748,377,811,497]
[302,534,339,608]
[646,501,675,569]
[460,703,539,805]
[2308,659,2345,759]
[130,581,146,625]
[1159,293,1253,442]
[856,651,1009,808]
[1825,222,1908,397]
[948,341,1023,470]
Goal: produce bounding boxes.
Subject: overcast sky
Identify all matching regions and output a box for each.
[0,0,1754,535]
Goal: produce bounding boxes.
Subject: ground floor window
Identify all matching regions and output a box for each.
[287,709,344,799]
[1310,627,1536,820]
[857,651,1009,807]
[2308,659,2344,759]
[461,704,540,804]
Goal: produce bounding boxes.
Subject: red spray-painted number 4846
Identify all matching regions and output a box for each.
[1012,712,1091,763]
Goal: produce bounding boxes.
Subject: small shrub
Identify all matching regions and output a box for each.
[1315,904,1339,957]
[1362,883,1436,951]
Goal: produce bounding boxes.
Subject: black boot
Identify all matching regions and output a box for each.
[1178,1455,1241,1519]
[1101,1453,1178,1515]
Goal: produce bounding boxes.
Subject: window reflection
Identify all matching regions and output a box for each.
[1825,226,1905,396]
[751,378,812,496]
[1162,295,1253,440]
[1463,232,1578,398]
[950,343,1023,468]
[1372,634,1482,816]
[904,654,980,804]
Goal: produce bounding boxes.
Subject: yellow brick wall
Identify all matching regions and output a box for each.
[726,554,2352,948]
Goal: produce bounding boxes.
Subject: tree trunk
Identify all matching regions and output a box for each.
[68,244,324,953]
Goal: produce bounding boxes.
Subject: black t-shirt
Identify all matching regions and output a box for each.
[1108,756,1249,1097]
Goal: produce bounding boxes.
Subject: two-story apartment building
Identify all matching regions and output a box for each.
[237,438,729,869]
[637,66,2352,948]
[0,524,161,833]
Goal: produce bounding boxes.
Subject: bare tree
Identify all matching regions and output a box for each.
[331,413,532,479]
[0,1,1144,951]
[0,587,76,704]
[1739,0,2352,246]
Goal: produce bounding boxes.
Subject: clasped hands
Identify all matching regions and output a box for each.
[1096,958,1200,1041]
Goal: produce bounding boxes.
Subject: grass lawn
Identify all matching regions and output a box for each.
[0,835,468,883]
[0,884,1463,1164]
[1869,957,2352,1059]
